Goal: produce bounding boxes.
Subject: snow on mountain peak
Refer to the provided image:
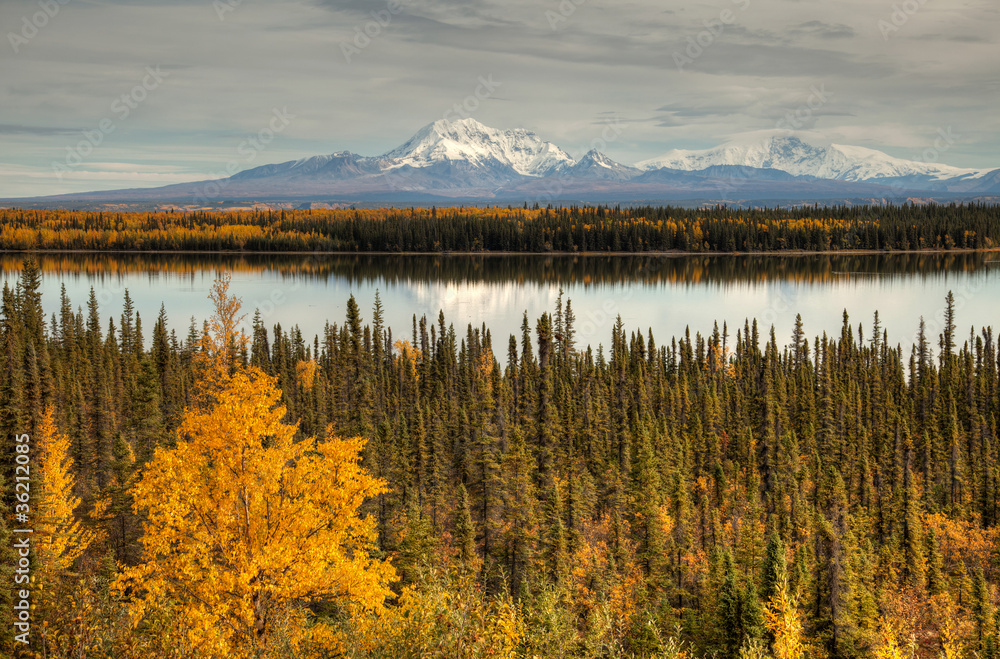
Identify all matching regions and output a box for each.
[382,118,575,177]
[566,150,641,181]
[229,120,994,197]
[580,149,615,167]
[636,132,988,182]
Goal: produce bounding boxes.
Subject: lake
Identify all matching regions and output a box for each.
[2,252,999,356]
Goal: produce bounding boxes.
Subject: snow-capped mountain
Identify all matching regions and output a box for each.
[381,118,575,177]
[9,119,999,209]
[636,133,989,184]
[566,150,641,181]
[228,151,380,180]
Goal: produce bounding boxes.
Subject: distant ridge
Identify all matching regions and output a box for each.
[4,118,999,210]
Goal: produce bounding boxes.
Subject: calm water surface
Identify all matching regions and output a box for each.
[2,253,999,355]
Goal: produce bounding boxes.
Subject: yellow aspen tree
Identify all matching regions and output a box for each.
[35,407,96,577]
[295,359,318,392]
[939,620,964,659]
[116,367,395,658]
[191,272,248,407]
[31,408,99,658]
[764,573,806,659]
[871,617,914,659]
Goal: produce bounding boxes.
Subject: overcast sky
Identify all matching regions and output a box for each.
[0,0,997,198]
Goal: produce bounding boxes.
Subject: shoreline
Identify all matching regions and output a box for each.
[3,247,1000,258]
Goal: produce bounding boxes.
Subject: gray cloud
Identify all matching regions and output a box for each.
[0,0,996,197]
[0,124,82,135]
[789,20,857,39]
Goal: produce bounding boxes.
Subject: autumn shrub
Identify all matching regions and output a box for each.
[332,567,523,658]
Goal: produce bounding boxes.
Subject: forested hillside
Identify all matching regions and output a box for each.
[1,203,999,252]
[2,258,999,657]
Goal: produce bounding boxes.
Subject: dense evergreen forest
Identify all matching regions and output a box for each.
[2,258,1000,657]
[2,202,1000,252]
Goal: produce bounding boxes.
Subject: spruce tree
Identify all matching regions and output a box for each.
[761,528,787,606]
[543,479,570,586]
[455,483,477,574]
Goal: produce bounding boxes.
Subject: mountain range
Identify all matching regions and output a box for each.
[6,118,1000,210]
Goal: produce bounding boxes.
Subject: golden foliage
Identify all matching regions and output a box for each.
[0,205,949,256]
[206,272,248,361]
[394,339,422,382]
[764,575,805,659]
[922,595,972,659]
[115,368,395,658]
[925,512,997,574]
[870,617,914,659]
[394,339,421,363]
[296,359,318,392]
[609,564,645,636]
[192,273,249,406]
[335,571,524,659]
[939,619,963,659]
[35,407,96,577]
